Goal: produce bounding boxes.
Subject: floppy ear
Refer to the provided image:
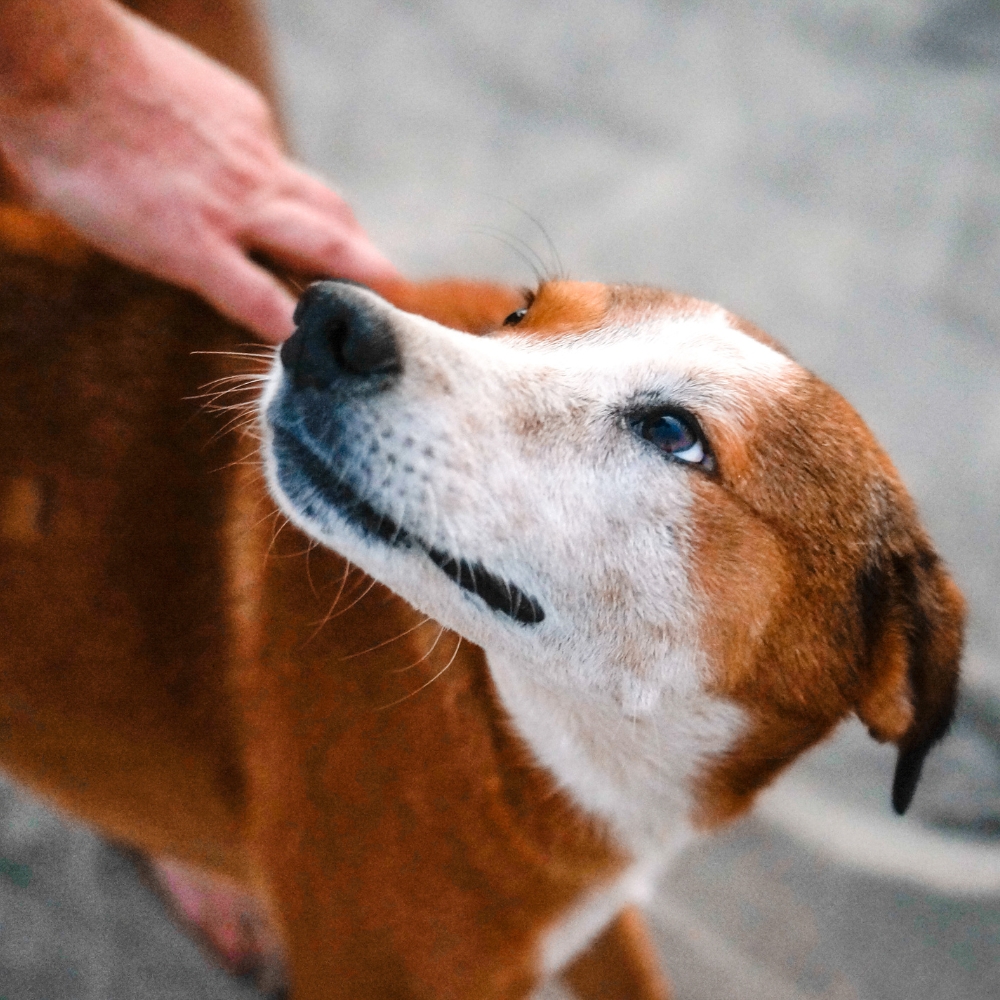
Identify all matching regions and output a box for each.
[855,544,965,815]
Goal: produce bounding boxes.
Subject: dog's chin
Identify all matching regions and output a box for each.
[266,427,546,629]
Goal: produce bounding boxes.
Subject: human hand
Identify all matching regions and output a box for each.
[0,1,397,342]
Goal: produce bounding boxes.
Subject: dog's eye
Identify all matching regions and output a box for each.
[633,411,710,467]
[502,290,536,327]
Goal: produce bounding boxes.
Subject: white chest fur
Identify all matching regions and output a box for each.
[539,856,666,976]
[487,649,744,853]
[486,649,745,971]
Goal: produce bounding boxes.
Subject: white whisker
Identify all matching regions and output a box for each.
[379,634,463,710]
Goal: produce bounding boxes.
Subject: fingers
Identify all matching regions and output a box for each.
[245,204,398,287]
[184,240,298,343]
[241,169,400,287]
[141,179,397,343]
[188,202,396,342]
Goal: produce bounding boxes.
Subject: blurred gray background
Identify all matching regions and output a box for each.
[1,0,998,997]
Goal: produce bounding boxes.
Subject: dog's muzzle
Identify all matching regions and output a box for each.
[267,281,546,627]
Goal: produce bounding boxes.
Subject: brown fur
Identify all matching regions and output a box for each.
[513,281,609,336]
[688,369,964,824]
[562,906,671,1000]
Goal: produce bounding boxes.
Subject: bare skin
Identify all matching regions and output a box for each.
[0,0,397,342]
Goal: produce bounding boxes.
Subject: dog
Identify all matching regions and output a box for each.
[0,3,964,997]
[252,276,965,991]
[0,191,963,996]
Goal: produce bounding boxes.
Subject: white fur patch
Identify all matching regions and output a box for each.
[488,650,745,855]
[539,857,664,977]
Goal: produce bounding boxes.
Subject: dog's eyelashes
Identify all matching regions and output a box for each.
[633,411,713,469]
[502,288,536,327]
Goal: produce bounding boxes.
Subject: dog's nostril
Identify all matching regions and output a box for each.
[336,310,400,377]
[281,281,401,390]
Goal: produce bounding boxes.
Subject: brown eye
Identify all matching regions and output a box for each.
[631,410,712,468]
[503,308,528,326]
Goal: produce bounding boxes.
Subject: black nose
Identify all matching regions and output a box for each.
[280,280,401,391]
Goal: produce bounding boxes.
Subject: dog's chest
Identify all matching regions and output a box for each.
[486,650,744,855]
[486,650,745,973]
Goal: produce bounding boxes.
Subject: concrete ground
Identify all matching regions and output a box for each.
[1,0,998,997]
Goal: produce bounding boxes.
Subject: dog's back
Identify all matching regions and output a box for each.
[0,210,254,871]
[0,0,285,878]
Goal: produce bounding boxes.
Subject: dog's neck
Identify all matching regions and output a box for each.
[485,647,744,859]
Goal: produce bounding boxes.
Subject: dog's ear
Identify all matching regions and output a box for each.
[855,539,964,815]
[371,277,525,334]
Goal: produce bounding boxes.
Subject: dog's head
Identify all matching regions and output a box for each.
[260,279,963,826]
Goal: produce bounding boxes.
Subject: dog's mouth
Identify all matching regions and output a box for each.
[272,426,545,626]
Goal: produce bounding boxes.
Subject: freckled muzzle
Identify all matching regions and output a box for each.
[266,281,545,626]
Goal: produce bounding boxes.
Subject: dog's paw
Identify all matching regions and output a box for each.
[134,854,287,995]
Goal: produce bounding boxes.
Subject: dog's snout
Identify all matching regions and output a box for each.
[281,281,401,391]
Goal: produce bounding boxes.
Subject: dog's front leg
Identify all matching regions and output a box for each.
[561,906,672,1000]
[241,533,558,1000]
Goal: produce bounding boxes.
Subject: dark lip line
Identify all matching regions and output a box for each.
[272,425,545,625]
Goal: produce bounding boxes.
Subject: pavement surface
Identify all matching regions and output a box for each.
[1,0,998,997]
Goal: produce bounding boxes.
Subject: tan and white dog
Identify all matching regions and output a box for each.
[257,277,964,989]
[0,216,964,1000]
[0,2,964,996]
